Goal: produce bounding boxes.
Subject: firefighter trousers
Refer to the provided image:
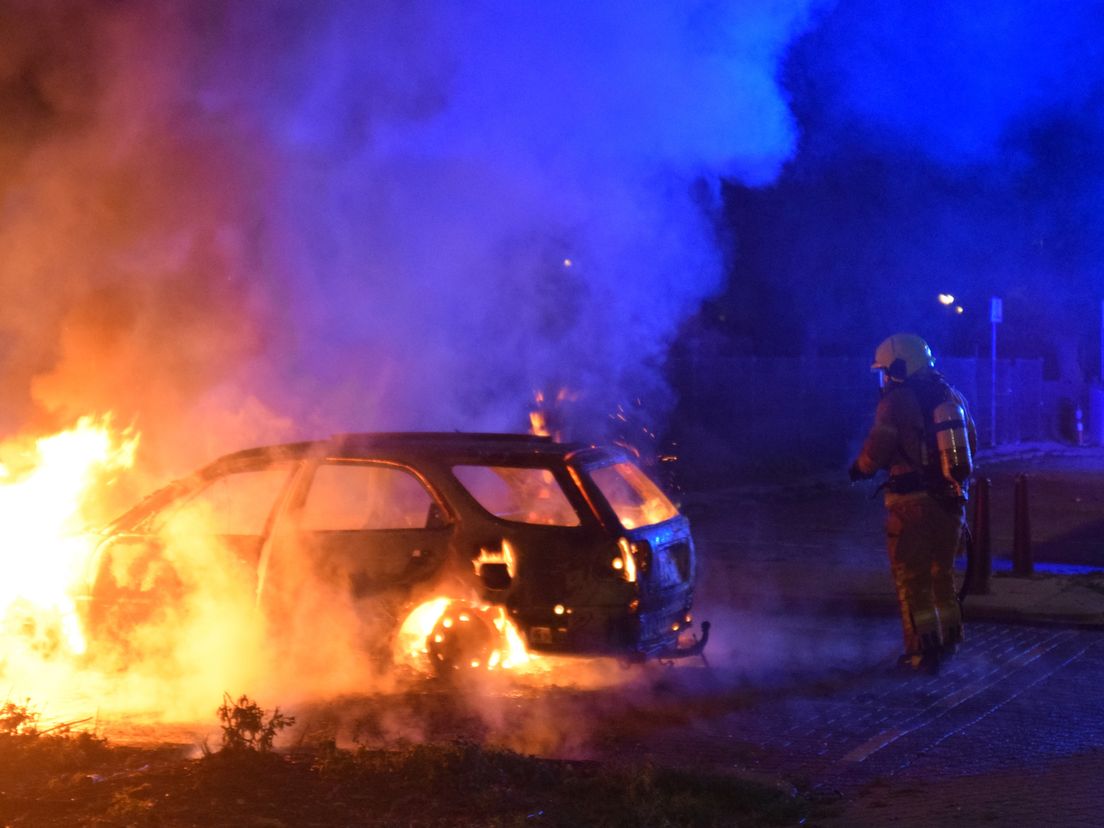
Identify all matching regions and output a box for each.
[885,493,964,656]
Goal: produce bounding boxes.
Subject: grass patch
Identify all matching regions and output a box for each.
[0,700,111,780]
[311,740,809,826]
[0,733,808,826]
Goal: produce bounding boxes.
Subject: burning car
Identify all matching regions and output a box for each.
[78,432,707,675]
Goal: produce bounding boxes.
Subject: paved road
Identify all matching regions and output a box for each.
[594,619,1104,826]
[686,445,1104,571]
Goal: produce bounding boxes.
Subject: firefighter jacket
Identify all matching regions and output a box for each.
[853,369,978,505]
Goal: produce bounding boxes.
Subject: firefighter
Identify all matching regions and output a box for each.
[849,333,977,674]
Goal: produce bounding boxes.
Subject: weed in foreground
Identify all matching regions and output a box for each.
[0,698,109,783]
[216,693,296,753]
[0,699,40,735]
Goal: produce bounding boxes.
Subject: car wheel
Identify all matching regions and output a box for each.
[426,602,500,676]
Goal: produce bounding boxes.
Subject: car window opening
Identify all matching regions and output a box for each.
[301,464,441,531]
[452,465,581,527]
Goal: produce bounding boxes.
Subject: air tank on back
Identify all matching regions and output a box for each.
[933,401,973,493]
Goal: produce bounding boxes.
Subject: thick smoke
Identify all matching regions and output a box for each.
[722,0,1104,377]
[0,0,821,478]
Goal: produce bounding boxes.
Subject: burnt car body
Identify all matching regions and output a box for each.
[79,433,707,671]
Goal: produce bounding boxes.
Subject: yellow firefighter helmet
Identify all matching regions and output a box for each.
[872,333,934,383]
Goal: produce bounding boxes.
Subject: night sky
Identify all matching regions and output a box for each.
[0,1,1100,470]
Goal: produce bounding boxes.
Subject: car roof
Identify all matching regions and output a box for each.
[106,433,631,533]
[208,432,616,468]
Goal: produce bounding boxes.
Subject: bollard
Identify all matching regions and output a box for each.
[1012,473,1033,576]
[967,477,992,595]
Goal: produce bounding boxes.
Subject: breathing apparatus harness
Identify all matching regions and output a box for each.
[880,373,973,501]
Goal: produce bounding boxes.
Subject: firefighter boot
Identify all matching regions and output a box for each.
[895,647,940,675]
[918,630,942,675]
[896,652,921,671]
[905,609,943,675]
[935,600,964,661]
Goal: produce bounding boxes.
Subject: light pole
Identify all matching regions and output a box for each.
[990,297,1003,447]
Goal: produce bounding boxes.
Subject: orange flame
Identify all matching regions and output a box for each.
[529,387,577,441]
[0,416,138,655]
[529,409,550,437]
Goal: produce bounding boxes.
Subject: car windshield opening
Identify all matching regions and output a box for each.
[589,462,678,529]
[452,465,580,526]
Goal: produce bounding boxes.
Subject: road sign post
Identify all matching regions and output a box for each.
[990,297,1002,447]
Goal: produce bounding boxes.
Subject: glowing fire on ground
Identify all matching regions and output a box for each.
[0,416,138,656]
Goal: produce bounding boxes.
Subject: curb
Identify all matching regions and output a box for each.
[724,579,1104,629]
[962,603,1104,628]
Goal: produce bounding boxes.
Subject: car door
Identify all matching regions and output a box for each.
[286,460,452,602]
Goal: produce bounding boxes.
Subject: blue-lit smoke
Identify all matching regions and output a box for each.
[0,0,823,468]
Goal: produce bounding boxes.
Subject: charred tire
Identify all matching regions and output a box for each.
[426,603,499,677]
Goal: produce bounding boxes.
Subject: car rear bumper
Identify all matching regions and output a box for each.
[518,582,700,661]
